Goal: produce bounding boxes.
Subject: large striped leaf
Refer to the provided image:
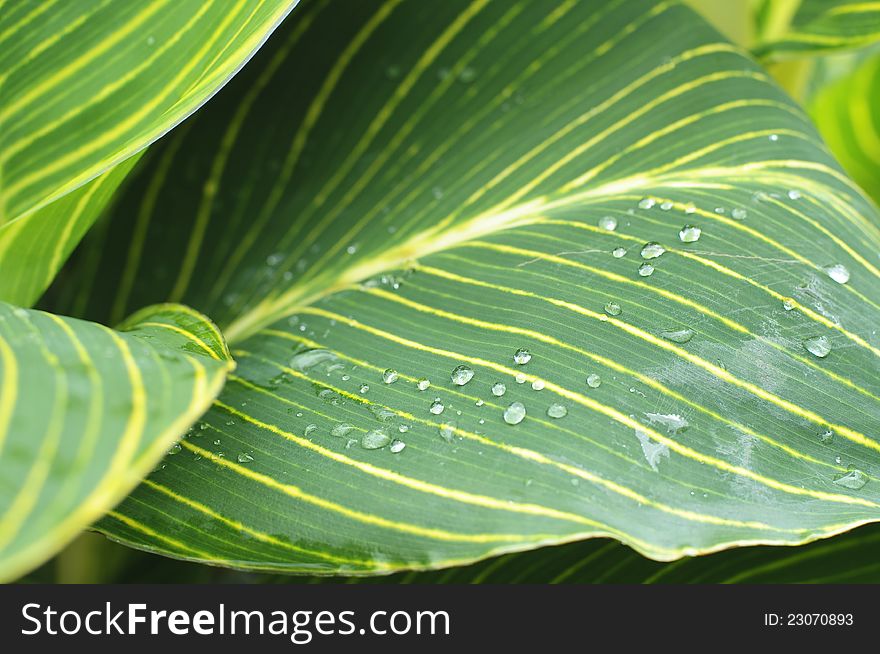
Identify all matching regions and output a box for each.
[753,0,880,58]
[0,0,299,222]
[810,49,880,204]
[0,155,141,307]
[48,0,880,573]
[0,303,233,581]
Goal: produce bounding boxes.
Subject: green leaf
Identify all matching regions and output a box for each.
[753,0,880,59]
[47,0,880,574]
[0,302,233,582]
[810,50,880,204]
[303,522,880,583]
[0,0,299,222]
[0,154,141,307]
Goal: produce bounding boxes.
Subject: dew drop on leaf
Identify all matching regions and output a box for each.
[586,374,601,388]
[612,246,627,258]
[659,327,694,343]
[678,225,701,243]
[598,215,617,231]
[604,301,621,316]
[513,348,532,364]
[361,428,391,450]
[451,365,475,386]
[330,423,355,438]
[417,378,431,391]
[237,452,254,463]
[638,198,656,209]
[390,439,406,453]
[547,403,568,419]
[429,398,445,415]
[382,369,399,384]
[491,382,507,396]
[531,379,545,391]
[503,401,527,425]
[803,335,831,358]
[638,262,655,277]
[640,242,665,259]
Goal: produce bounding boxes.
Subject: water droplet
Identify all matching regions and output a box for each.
[659,327,694,343]
[289,349,338,372]
[331,423,355,437]
[782,298,796,311]
[346,245,357,255]
[237,452,254,463]
[304,423,318,436]
[638,262,655,277]
[398,424,410,433]
[359,384,370,393]
[678,225,701,243]
[824,264,850,284]
[547,403,568,418]
[515,372,527,384]
[802,335,831,358]
[491,382,507,396]
[167,443,181,455]
[429,398,445,415]
[684,202,696,214]
[369,405,396,422]
[513,348,532,364]
[640,242,665,259]
[586,374,601,388]
[604,301,621,316]
[638,198,656,209]
[787,189,801,200]
[451,364,475,385]
[818,429,834,443]
[598,215,617,231]
[383,369,399,384]
[612,246,627,258]
[390,439,406,453]
[731,208,747,220]
[833,470,868,490]
[768,133,778,142]
[362,428,391,450]
[417,378,431,391]
[438,422,456,442]
[266,252,283,266]
[503,401,527,425]
[659,201,673,211]
[531,379,545,391]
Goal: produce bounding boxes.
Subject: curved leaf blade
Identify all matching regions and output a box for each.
[810,50,880,204]
[0,154,141,307]
[0,0,299,222]
[47,0,880,573]
[754,0,880,58]
[0,302,233,581]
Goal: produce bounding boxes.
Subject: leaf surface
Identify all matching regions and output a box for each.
[0,302,233,581]
[47,0,880,573]
[0,0,299,220]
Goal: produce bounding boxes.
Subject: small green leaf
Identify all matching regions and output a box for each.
[0,302,233,582]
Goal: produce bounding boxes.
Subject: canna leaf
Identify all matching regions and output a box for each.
[47,0,880,574]
[0,302,234,581]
